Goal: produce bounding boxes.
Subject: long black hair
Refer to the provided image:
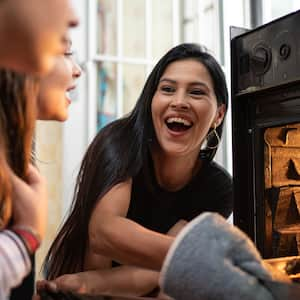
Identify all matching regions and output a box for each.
[44,43,229,279]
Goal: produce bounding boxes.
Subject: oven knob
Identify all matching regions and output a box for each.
[251,44,272,75]
[279,44,291,60]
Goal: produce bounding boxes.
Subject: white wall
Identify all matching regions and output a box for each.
[62,0,90,213]
[221,0,251,175]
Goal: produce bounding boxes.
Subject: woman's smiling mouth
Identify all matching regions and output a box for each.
[65,85,76,102]
[165,116,193,132]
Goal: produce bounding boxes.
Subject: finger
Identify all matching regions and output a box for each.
[45,281,58,292]
[36,280,48,292]
[55,274,85,293]
[36,280,58,293]
[10,171,31,202]
[9,164,39,186]
[26,164,44,186]
[9,168,24,188]
[9,166,39,193]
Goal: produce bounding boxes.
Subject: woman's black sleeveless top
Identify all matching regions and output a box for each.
[127,159,233,234]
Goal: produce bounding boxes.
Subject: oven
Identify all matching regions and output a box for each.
[231,9,300,280]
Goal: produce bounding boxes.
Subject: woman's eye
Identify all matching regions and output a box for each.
[161,86,175,93]
[190,90,205,96]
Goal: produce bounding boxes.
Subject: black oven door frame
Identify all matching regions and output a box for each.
[230,10,300,258]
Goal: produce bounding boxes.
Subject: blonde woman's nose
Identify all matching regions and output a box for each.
[73,61,82,78]
[68,5,80,28]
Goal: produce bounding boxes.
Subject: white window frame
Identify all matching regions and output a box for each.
[87,0,181,142]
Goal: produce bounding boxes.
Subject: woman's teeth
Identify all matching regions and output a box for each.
[166,117,192,126]
[165,117,193,132]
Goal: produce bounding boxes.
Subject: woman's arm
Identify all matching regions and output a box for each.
[0,230,31,300]
[37,220,187,297]
[38,266,158,297]
[0,165,47,299]
[88,179,173,271]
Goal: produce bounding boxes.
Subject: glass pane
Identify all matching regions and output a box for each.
[152,0,173,60]
[123,0,145,58]
[183,0,199,43]
[271,0,297,19]
[97,62,117,130]
[222,0,246,27]
[122,64,146,115]
[97,0,117,55]
[198,0,221,60]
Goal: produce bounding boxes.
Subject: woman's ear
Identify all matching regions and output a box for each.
[214,104,226,127]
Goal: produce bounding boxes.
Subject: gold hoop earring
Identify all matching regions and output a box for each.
[206,123,220,150]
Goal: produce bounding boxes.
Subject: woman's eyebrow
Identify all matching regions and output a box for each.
[159,78,176,84]
[159,78,209,88]
[158,78,212,94]
[190,82,211,93]
[190,81,209,87]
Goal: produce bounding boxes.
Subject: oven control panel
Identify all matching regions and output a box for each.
[231,10,300,95]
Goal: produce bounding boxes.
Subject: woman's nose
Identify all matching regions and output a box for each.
[170,95,190,110]
[73,61,82,78]
[68,5,80,28]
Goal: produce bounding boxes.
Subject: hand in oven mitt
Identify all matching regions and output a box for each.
[159,212,299,300]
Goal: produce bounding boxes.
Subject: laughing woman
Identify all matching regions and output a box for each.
[42,43,233,297]
[7,34,81,300]
[37,38,82,122]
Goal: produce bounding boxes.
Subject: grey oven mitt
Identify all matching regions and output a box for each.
[159,212,296,300]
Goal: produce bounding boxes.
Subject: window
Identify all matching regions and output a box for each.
[89,0,178,134]
[262,0,299,23]
[87,0,251,171]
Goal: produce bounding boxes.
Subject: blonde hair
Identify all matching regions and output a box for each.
[0,70,39,228]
